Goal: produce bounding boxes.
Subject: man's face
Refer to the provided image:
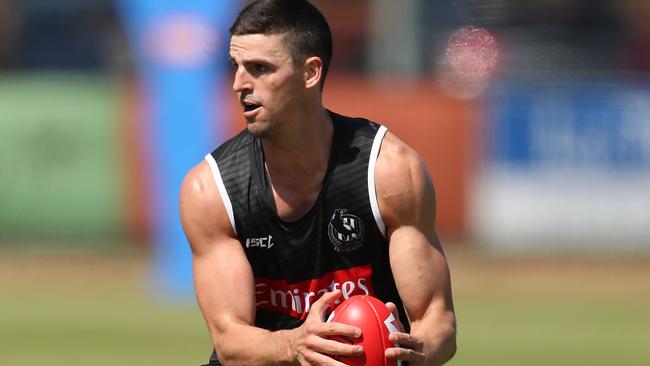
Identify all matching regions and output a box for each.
[229,33,304,138]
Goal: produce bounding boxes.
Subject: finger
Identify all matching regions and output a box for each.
[311,321,361,338]
[385,302,398,315]
[389,332,424,349]
[303,350,350,366]
[385,346,426,363]
[384,302,405,332]
[309,290,342,320]
[310,336,364,357]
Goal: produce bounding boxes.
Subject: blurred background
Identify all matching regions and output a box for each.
[1,0,649,365]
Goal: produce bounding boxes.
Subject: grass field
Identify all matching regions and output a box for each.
[1,246,649,365]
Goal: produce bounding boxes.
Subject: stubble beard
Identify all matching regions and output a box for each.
[247,117,276,140]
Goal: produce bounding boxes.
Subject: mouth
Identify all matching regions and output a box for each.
[241,99,262,116]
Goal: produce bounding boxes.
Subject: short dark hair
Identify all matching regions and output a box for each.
[230,0,333,87]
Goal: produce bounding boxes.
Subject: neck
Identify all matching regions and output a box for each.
[262,107,333,175]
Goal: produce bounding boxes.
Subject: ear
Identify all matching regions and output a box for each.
[304,56,324,89]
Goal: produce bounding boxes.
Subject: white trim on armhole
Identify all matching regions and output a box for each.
[368,125,388,237]
[205,154,237,235]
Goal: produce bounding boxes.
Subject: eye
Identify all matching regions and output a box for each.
[254,64,268,73]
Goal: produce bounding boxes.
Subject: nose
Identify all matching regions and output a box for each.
[232,66,252,94]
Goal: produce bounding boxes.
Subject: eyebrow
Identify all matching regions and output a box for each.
[229,56,274,66]
[228,55,271,64]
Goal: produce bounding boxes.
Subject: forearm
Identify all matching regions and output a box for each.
[211,322,297,366]
[411,308,457,366]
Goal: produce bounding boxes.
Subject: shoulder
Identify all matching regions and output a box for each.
[180,160,217,208]
[210,128,254,162]
[374,132,436,230]
[180,159,236,256]
[375,132,424,176]
[329,110,381,140]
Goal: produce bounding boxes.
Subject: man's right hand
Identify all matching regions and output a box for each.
[289,290,364,365]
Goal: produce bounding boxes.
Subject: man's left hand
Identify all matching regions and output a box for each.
[384,302,427,365]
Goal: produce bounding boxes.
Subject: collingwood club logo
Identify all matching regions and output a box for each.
[328,209,365,252]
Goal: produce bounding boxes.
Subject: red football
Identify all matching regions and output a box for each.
[327,295,401,366]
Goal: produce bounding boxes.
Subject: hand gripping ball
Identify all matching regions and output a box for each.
[327,295,402,366]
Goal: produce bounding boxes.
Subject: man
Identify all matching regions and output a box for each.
[180,1,457,365]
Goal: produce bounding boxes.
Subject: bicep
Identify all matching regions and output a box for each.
[375,133,454,322]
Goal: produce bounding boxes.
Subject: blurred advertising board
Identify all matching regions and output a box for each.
[473,82,650,251]
[0,74,121,242]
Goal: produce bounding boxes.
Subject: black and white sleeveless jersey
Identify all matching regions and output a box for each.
[205,111,409,332]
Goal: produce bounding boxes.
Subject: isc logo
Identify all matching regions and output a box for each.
[245,235,274,249]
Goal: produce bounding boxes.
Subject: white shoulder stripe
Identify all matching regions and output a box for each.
[204,154,237,235]
[368,125,388,237]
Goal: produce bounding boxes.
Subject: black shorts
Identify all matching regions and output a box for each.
[200,349,221,366]
[200,349,410,365]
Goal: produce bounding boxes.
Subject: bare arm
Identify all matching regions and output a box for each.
[375,133,457,366]
[180,161,363,366]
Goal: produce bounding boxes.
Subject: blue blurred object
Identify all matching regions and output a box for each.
[486,81,650,172]
[473,80,650,251]
[118,0,239,300]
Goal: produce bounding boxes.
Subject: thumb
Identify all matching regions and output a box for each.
[385,302,405,332]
